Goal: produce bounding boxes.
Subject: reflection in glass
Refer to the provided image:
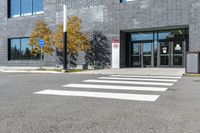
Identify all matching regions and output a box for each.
[143,43,152,55]
[9,0,44,17]
[143,43,152,67]
[143,56,151,66]
[11,0,20,17]
[160,56,169,65]
[133,43,141,55]
[10,39,21,60]
[132,56,141,66]
[9,38,40,60]
[21,0,32,16]
[121,0,135,2]
[131,32,153,41]
[154,33,158,66]
[132,43,141,67]
[173,56,182,65]
[158,30,186,40]
[33,0,44,14]
[21,38,32,59]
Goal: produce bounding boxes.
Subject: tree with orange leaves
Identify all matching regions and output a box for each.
[29,21,54,57]
[53,16,91,66]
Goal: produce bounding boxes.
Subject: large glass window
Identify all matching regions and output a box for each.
[33,0,44,15]
[131,32,154,41]
[158,30,187,40]
[10,39,21,60]
[21,0,32,16]
[8,38,39,60]
[120,0,135,3]
[21,38,32,59]
[10,0,20,17]
[9,0,44,18]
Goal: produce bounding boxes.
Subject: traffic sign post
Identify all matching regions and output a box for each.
[39,40,45,47]
[39,40,45,70]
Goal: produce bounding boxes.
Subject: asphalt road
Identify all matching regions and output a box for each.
[0,72,200,133]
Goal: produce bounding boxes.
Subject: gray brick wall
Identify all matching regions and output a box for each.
[119,0,190,30]
[0,0,200,66]
[0,0,7,64]
[190,0,200,52]
[56,0,103,11]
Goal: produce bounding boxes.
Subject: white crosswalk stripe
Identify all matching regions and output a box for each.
[99,77,178,82]
[110,75,182,79]
[83,80,174,86]
[34,75,181,102]
[63,84,168,92]
[34,90,160,102]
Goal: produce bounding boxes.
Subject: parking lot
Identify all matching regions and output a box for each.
[0,72,200,133]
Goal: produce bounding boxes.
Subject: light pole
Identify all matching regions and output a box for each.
[63,3,67,71]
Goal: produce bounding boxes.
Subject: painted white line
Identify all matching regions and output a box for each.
[110,75,181,79]
[83,80,174,86]
[99,77,178,82]
[63,84,168,92]
[34,90,160,102]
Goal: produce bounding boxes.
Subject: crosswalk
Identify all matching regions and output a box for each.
[34,75,181,102]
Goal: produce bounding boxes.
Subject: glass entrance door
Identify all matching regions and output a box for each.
[160,42,170,66]
[132,42,153,67]
[172,41,184,66]
[132,43,141,67]
[143,42,152,67]
[159,41,185,67]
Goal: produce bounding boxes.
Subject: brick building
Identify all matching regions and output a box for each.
[0,0,200,68]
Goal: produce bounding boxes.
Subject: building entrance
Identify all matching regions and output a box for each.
[159,41,185,67]
[132,42,153,67]
[127,29,188,68]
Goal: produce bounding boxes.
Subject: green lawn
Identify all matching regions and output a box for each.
[183,73,200,77]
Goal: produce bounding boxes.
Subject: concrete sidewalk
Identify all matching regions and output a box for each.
[0,66,58,70]
[0,66,185,76]
[0,66,63,74]
[73,68,185,76]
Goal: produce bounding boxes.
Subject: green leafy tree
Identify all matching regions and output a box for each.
[86,31,111,69]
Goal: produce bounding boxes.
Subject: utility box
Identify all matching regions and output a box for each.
[186,52,200,74]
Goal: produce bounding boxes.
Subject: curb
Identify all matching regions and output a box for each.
[0,70,64,74]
